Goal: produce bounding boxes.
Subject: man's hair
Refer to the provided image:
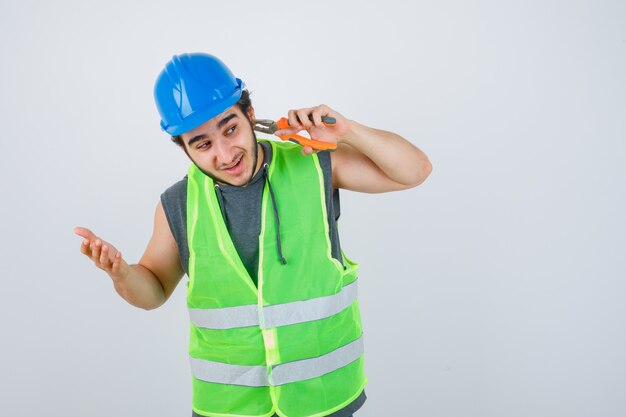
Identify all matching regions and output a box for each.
[171,89,253,147]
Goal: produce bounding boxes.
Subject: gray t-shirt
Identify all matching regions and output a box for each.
[161,141,366,416]
[161,141,343,284]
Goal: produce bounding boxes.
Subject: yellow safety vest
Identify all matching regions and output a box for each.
[186,141,366,417]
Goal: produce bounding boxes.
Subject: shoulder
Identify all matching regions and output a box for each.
[160,176,188,224]
[161,176,188,202]
[159,176,189,261]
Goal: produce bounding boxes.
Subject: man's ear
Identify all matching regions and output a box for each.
[247,106,256,124]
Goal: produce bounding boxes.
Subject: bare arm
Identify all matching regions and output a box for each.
[275,104,432,193]
[74,201,184,310]
[331,120,431,192]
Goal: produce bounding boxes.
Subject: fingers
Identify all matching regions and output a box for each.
[100,244,112,269]
[90,239,103,263]
[309,104,330,128]
[74,226,96,240]
[111,251,124,275]
[279,108,321,137]
[287,108,319,129]
[287,105,334,129]
[89,240,123,272]
[296,109,314,129]
[280,105,343,148]
[80,238,90,256]
[76,226,100,259]
[77,230,119,271]
[91,240,113,269]
[310,110,323,128]
[287,109,304,131]
[274,127,299,137]
[75,227,127,280]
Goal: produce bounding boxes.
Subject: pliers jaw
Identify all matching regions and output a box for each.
[253,119,278,135]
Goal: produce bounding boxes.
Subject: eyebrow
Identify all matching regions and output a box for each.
[187,113,239,147]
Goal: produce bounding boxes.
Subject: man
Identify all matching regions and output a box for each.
[75,53,431,417]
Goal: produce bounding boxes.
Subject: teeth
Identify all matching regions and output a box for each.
[225,155,241,170]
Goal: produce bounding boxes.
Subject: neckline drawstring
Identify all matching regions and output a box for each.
[213,163,287,266]
[263,163,287,265]
[214,184,228,224]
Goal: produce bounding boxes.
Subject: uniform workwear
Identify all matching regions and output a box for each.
[186,141,366,417]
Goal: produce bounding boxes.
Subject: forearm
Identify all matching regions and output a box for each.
[340,120,432,186]
[112,263,166,310]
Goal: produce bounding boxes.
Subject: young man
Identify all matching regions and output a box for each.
[75,53,431,417]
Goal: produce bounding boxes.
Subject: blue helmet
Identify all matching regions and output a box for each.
[154,53,245,136]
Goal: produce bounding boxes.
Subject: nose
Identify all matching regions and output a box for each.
[214,139,234,168]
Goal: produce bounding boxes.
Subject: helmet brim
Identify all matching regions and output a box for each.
[163,89,243,136]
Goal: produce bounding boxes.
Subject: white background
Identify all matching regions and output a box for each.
[1,1,625,416]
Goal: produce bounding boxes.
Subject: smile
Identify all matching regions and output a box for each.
[222,154,244,173]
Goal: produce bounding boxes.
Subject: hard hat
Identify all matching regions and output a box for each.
[154,53,245,136]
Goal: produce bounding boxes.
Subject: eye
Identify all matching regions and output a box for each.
[197,140,211,150]
[225,125,237,135]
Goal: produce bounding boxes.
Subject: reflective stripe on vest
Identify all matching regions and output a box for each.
[190,335,364,387]
[189,279,359,330]
[188,304,258,330]
[270,335,364,386]
[189,357,270,387]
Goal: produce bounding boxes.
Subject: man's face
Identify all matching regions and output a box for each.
[180,105,261,187]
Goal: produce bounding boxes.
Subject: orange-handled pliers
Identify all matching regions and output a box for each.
[254,116,338,151]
